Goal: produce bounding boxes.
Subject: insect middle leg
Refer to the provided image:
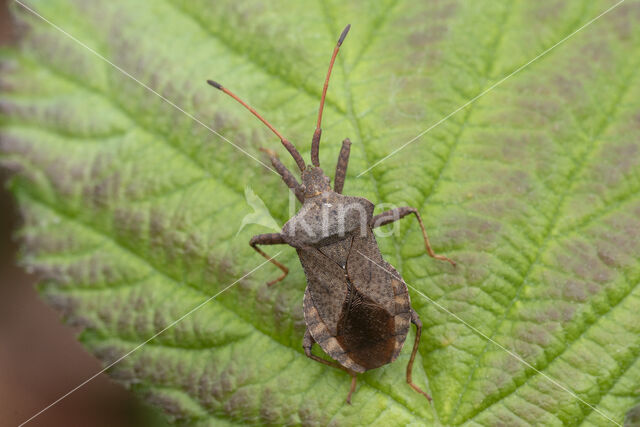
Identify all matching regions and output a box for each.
[406,309,432,401]
[372,206,455,266]
[333,138,351,194]
[249,233,289,286]
[260,148,304,202]
[303,329,358,404]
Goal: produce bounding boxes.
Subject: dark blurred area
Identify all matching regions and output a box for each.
[0,2,157,425]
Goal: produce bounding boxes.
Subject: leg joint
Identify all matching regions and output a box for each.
[411,309,422,328]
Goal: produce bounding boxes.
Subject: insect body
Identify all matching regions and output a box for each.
[208,25,455,403]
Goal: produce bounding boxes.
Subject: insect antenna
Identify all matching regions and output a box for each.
[311,24,351,167]
[207,79,306,171]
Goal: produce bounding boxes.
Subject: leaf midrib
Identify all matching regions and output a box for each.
[316,1,440,419]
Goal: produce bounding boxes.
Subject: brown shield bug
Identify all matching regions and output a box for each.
[207,24,455,403]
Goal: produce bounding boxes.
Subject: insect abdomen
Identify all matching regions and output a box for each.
[336,282,396,370]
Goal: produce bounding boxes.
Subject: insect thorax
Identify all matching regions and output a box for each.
[282,192,374,248]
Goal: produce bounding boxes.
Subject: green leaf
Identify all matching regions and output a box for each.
[2,0,640,425]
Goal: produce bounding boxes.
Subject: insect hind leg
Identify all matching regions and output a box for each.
[303,329,347,372]
[303,329,358,404]
[347,372,357,404]
[406,309,432,401]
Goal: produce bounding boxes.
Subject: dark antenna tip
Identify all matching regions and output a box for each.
[337,24,351,46]
[207,79,223,90]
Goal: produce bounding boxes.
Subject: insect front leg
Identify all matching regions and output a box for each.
[259,148,304,202]
[303,329,358,404]
[406,309,432,402]
[372,206,455,266]
[249,233,289,286]
[333,138,351,194]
